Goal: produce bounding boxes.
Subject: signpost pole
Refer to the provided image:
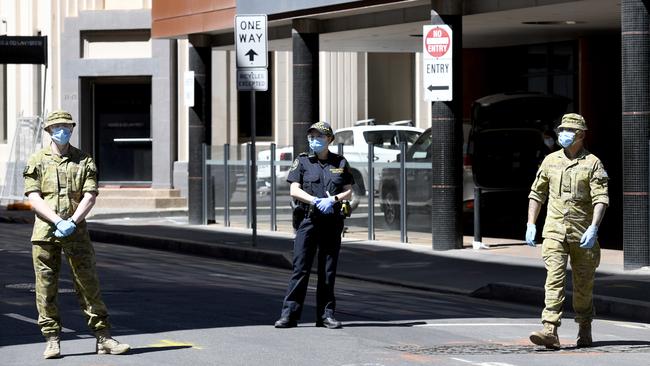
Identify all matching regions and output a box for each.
[250,90,257,247]
[235,14,267,247]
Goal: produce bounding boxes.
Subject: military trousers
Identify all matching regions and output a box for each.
[32,240,110,336]
[541,237,600,327]
[281,215,344,321]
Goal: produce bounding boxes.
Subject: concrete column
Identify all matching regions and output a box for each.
[622,0,650,268]
[292,19,319,155]
[430,0,463,250]
[188,36,211,224]
[151,38,177,189]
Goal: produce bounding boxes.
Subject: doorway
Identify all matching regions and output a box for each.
[91,78,152,185]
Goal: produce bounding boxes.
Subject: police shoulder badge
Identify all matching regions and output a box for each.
[289,158,299,172]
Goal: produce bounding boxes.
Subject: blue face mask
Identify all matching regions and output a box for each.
[50,126,72,145]
[308,137,328,153]
[557,131,575,148]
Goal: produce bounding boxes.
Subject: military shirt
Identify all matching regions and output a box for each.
[287,152,354,199]
[529,149,609,242]
[23,146,99,243]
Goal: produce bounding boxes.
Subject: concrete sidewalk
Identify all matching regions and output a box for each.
[2,207,650,324]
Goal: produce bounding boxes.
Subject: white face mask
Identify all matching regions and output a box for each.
[558,131,576,148]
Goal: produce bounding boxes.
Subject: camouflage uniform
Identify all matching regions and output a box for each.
[24,146,109,337]
[529,148,609,326]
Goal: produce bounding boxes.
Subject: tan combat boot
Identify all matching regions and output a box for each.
[95,329,130,355]
[577,322,592,348]
[43,335,61,359]
[529,322,561,350]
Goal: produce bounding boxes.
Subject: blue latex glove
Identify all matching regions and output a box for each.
[525,223,536,246]
[54,219,76,238]
[580,225,598,249]
[316,196,336,214]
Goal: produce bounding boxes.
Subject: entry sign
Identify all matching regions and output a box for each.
[422,25,452,101]
[235,15,268,68]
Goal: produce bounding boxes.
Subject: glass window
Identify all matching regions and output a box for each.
[363,130,400,150]
[397,131,422,146]
[333,131,353,146]
[408,131,431,160]
[362,130,423,150]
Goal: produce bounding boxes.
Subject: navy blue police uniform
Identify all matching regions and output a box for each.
[279,150,354,325]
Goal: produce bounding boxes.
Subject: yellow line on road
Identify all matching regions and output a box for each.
[148,339,203,350]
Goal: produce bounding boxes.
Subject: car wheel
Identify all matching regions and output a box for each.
[382,190,400,229]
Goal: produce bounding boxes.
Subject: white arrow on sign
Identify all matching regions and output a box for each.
[235,15,268,68]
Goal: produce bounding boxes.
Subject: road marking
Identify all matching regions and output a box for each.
[451,358,518,366]
[415,323,538,327]
[3,313,75,333]
[148,339,202,350]
[614,323,649,330]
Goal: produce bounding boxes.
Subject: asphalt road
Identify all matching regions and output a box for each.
[1,222,649,366]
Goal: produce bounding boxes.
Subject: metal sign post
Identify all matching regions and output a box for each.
[235,14,268,247]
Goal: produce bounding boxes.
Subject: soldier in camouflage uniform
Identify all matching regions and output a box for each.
[23,110,129,359]
[525,113,609,349]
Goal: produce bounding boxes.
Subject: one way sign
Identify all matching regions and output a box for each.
[235,15,268,68]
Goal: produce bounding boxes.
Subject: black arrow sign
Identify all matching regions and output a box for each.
[427,85,449,91]
[245,49,258,61]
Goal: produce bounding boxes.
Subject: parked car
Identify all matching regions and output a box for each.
[378,92,569,230]
[468,92,569,190]
[378,127,474,228]
[329,124,424,197]
[257,146,293,192]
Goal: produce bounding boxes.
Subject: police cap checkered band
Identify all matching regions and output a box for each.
[44,110,76,129]
[307,121,334,136]
[558,113,587,131]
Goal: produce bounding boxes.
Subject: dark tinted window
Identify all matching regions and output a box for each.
[407,130,431,161]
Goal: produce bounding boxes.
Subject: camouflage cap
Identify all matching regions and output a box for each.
[558,113,587,131]
[307,121,334,136]
[44,110,76,129]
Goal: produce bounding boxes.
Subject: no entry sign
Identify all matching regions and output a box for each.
[422,24,453,101]
[424,27,450,58]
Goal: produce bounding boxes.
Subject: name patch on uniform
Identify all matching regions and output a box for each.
[330,168,344,174]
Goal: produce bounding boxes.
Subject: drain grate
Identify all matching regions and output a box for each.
[388,343,650,355]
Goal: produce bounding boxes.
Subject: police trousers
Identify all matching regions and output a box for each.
[32,240,110,336]
[281,215,344,321]
[541,237,600,327]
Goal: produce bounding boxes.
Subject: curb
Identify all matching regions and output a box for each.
[471,282,650,324]
[88,228,293,270]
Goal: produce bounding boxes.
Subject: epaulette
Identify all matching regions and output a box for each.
[299,152,309,157]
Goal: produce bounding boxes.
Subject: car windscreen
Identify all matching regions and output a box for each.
[363,130,422,150]
[407,131,431,160]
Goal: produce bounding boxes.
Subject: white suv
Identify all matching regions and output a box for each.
[329,125,424,197]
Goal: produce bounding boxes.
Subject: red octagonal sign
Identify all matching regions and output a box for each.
[425,27,450,58]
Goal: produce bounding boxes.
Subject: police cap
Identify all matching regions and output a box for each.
[307,121,334,137]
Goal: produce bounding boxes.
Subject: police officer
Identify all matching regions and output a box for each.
[525,113,608,349]
[274,122,354,329]
[23,110,129,358]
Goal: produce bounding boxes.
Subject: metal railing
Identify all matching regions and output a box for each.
[201,142,459,244]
